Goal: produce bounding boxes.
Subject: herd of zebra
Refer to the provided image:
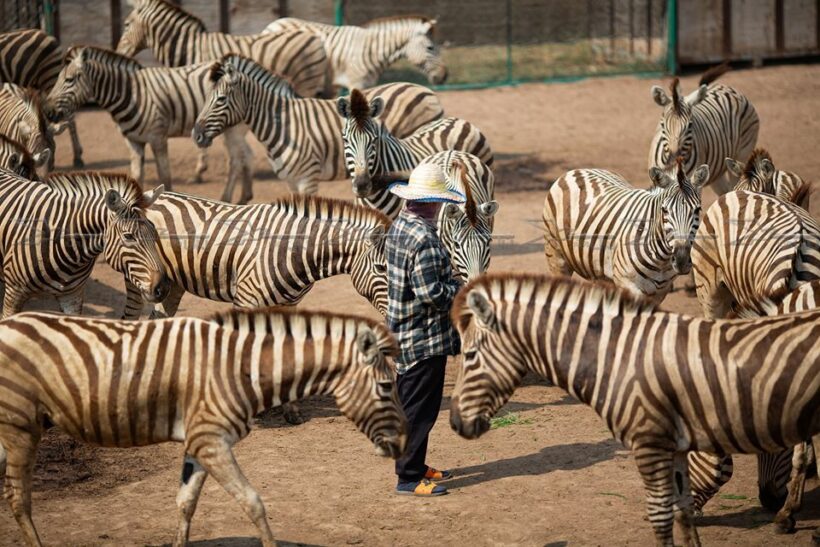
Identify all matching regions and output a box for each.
[0,1,817,546]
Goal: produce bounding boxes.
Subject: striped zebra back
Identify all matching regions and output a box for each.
[0,83,52,167]
[0,133,35,179]
[728,148,810,209]
[692,190,820,318]
[0,28,63,90]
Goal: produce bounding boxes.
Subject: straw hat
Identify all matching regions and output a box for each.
[388,163,466,204]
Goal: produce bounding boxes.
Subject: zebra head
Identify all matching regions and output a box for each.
[403,19,448,85]
[46,48,96,124]
[2,85,52,169]
[192,59,248,148]
[333,325,407,459]
[650,78,708,174]
[350,225,389,316]
[439,160,498,280]
[103,185,171,303]
[728,151,810,209]
[449,286,527,440]
[117,0,204,61]
[116,0,149,57]
[337,90,385,197]
[0,135,36,180]
[649,161,709,275]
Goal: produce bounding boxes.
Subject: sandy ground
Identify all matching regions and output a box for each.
[1,63,820,546]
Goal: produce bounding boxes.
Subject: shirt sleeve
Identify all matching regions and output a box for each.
[410,239,459,311]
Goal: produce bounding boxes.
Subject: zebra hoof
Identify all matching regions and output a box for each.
[73,158,84,168]
[774,515,796,534]
[283,409,304,425]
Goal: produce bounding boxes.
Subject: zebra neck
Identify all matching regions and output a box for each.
[365,23,416,71]
[150,24,203,66]
[376,130,415,172]
[648,196,673,257]
[305,219,363,279]
[68,197,108,254]
[244,81,285,143]
[88,64,136,121]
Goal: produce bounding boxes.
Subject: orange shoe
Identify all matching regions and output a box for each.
[424,467,453,481]
[395,479,448,496]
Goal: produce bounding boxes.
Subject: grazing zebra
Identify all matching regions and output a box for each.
[0,134,36,179]
[46,46,253,201]
[264,15,447,91]
[0,83,52,171]
[0,307,406,546]
[691,189,820,319]
[192,54,444,196]
[649,64,759,194]
[449,273,820,546]
[542,161,709,304]
[0,28,84,167]
[116,0,330,98]
[0,169,169,317]
[727,148,810,209]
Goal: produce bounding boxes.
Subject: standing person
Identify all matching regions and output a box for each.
[385,163,465,496]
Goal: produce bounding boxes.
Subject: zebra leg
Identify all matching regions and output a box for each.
[191,148,208,184]
[152,140,173,192]
[194,440,275,547]
[67,118,84,168]
[173,454,209,547]
[688,451,733,516]
[758,448,793,511]
[693,270,733,320]
[543,221,573,276]
[223,126,253,204]
[281,403,304,425]
[148,284,185,320]
[56,287,85,315]
[811,436,820,544]
[673,452,701,547]
[634,446,676,546]
[773,442,808,534]
[239,136,255,205]
[126,139,146,187]
[2,285,29,318]
[0,426,43,547]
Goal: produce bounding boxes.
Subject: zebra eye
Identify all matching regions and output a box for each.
[464,349,477,361]
[374,263,387,275]
[215,95,227,105]
[122,232,137,243]
[65,76,75,84]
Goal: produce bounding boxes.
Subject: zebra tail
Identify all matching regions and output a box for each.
[699,61,731,86]
[788,180,812,208]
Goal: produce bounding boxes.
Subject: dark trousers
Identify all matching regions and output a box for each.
[395,354,447,483]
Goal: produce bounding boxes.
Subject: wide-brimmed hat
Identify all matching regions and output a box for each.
[388,163,466,204]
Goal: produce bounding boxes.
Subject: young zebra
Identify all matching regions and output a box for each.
[0,307,406,546]
[691,189,820,319]
[192,54,444,196]
[726,148,810,209]
[116,0,330,98]
[0,134,36,179]
[0,169,169,317]
[0,28,84,167]
[46,46,253,201]
[649,64,759,194]
[264,15,447,91]
[543,161,709,304]
[450,273,820,546]
[0,83,52,172]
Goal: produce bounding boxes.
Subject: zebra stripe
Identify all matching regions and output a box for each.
[46,46,254,203]
[0,28,84,168]
[0,134,35,179]
[0,83,52,169]
[192,54,443,195]
[727,148,810,209]
[0,307,406,546]
[0,169,169,317]
[543,163,708,304]
[691,190,820,319]
[116,0,330,98]
[450,273,820,546]
[649,65,759,195]
[264,15,447,90]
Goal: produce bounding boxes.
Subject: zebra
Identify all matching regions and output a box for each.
[0,307,406,546]
[116,0,330,98]
[0,169,169,317]
[691,189,820,319]
[264,15,447,91]
[0,83,52,172]
[542,161,709,304]
[0,134,36,179]
[449,273,820,546]
[191,54,444,196]
[649,64,759,194]
[726,148,810,209]
[46,46,253,202]
[0,28,84,168]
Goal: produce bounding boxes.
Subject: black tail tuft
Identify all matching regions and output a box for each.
[699,61,731,86]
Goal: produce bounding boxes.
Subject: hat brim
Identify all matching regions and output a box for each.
[388,182,466,204]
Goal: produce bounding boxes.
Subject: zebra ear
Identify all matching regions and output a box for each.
[480,200,499,217]
[142,184,164,207]
[651,85,671,107]
[760,158,775,180]
[690,84,708,105]
[336,96,351,119]
[691,164,710,189]
[369,97,384,119]
[105,189,127,215]
[356,328,380,365]
[724,157,743,178]
[222,62,239,85]
[648,167,672,188]
[467,291,497,331]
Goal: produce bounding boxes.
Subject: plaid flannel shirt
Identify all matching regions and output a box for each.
[386,209,461,373]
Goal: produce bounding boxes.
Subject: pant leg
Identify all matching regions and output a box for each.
[395,355,447,483]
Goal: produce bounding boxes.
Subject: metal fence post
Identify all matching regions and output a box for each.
[43,0,55,35]
[506,0,513,83]
[666,0,678,74]
[335,0,344,26]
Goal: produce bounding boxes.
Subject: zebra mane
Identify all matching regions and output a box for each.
[209,54,298,96]
[210,306,398,357]
[451,160,478,227]
[742,148,773,181]
[670,77,682,114]
[452,274,657,331]
[43,171,151,209]
[270,195,391,231]
[362,14,433,28]
[145,0,207,32]
[348,89,372,128]
[65,45,144,72]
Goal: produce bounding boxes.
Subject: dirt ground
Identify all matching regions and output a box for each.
[2,63,820,546]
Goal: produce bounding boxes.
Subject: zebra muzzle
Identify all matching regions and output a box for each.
[146,274,171,303]
[672,247,692,275]
[352,173,373,197]
[191,125,212,148]
[450,405,490,439]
